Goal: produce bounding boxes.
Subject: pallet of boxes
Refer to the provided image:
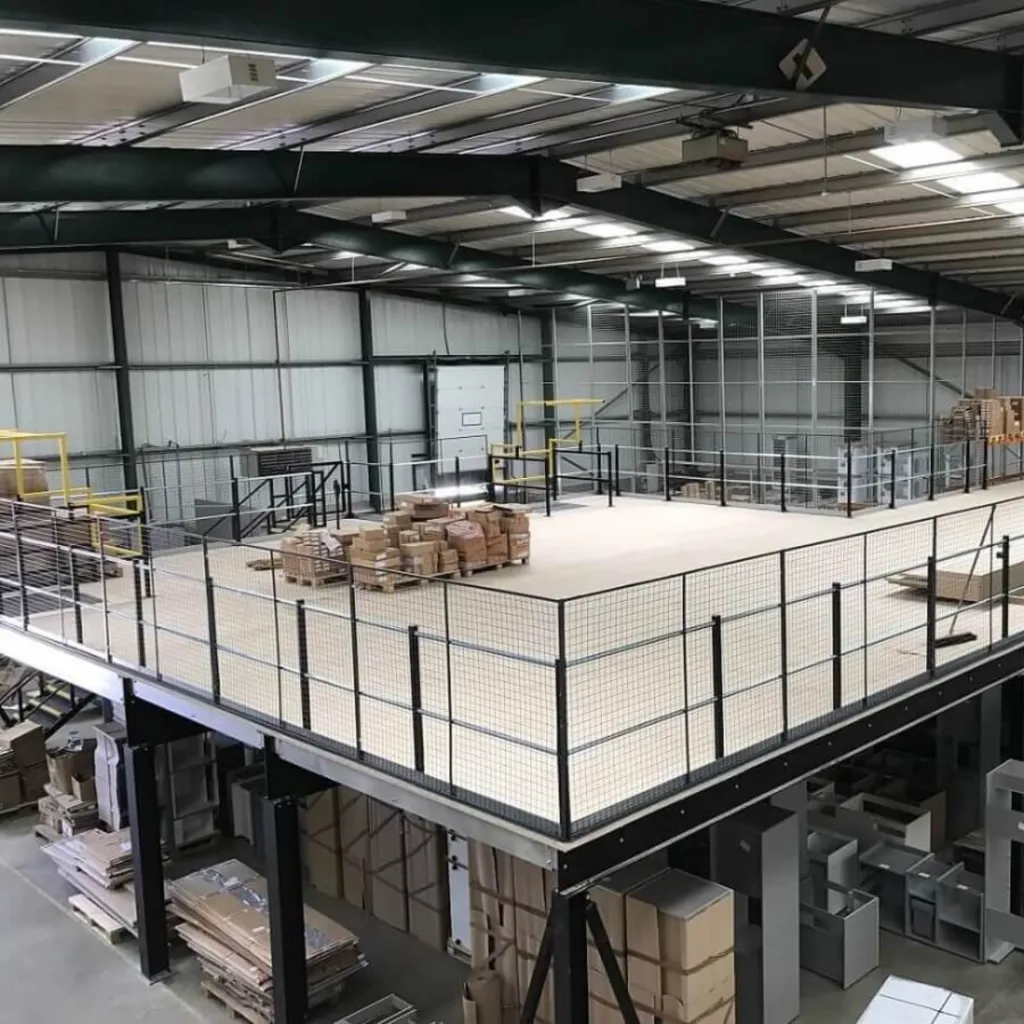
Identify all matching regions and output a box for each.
[447,505,530,577]
[41,827,174,945]
[0,721,48,816]
[466,842,735,1024]
[279,524,349,588]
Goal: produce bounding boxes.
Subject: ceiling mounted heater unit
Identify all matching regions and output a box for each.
[883,116,948,145]
[180,54,277,105]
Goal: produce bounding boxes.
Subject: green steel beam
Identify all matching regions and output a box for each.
[0,146,577,202]
[0,208,724,320]
[565,183,1024,324]
[0,1,1022,132]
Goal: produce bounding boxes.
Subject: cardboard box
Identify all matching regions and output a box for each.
[0,770,21,809]
[48,743,96,795]
[369,799,408,931]
[464,969,503,1024]
[71,775,97,804]
[625,870,734,1024]
[305,839,343,898]
[20,762,48,801]
[0,721,45,770]
[340,787,371,911]
[405,813,448,949]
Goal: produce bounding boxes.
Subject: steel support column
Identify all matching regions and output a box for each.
[263,794,307,1024]
[552,891,589,1024]
[867,291,875,445]
[357,289,382,513]
[541,311,558,450]
[657,311,668,450]
[928,307,937,433]
[717,298,726,447]
[105,249,137,492]
[125,742,170,980]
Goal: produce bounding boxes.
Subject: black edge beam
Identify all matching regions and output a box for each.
[0,146,579,203]
[105,250,137,492]
[264,734,333,801]
[565,184,1024,324]
[2,1,1023,133]
[556,638,1024,891]
[0,208,717,321]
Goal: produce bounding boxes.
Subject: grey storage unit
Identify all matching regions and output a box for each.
[712,803,799,1024]
[238,445,314,478]
[799,884,879,989]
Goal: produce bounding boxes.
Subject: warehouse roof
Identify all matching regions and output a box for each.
[0,2,1023,321]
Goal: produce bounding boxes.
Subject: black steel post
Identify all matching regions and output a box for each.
[926,555,937,676]
[718,449,726,507]
[202,541,220,703]
[1002,535,1011,640]
[230,476,242,541]
[297,600,310,730]
[105,250,139,493]
[333,480,342,528]
[519,914,555,1024]
[983,435,990,490]
[614,444,621,496]
[846,440,853,518]
[408,624,425,773]
[263,794,308,1024]
[543,458,552,518]
[139,488,152,599]
[132,560,146,666]
[268,478,277,532]
[711,615,724,759]
[12,506,27,628]
[486,453,496,503]
[69,546,83,644]
[595,443,604,496]
[890,450,897,510]
[125,743,170,980]
[607,451,614,508]
[388,455,396,512]
[555,602,571,839]
[964,438,972,494]
[664,446,671,501]
[832,583,843,710]
[929,440,936,501]
[552,892,589,1024]
[454,456,462,508]
[779,449,787,513]
[305,472,316,526]
[779,551,788,737]
[357,288,382,513]
[348,582,363,760]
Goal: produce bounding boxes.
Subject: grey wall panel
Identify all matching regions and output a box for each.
[281,366,364,440]
[275,289,360,363]
[375,364,425,434]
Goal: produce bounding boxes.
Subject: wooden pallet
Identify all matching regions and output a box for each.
[460,557,529,577]
[283,573,346,589]
[200,981,269,1024]
[68,893,130,946]
[354,573,425,593]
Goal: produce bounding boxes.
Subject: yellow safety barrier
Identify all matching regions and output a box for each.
[0,428,144,557]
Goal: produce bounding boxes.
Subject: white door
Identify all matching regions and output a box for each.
[435,365,505,475]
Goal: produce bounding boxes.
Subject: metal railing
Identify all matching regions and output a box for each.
[1,486,1023,841]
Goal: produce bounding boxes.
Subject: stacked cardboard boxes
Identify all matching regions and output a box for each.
[468,843,735,1024]
[0,721,47,808]
[942,388,1024,440]
[93,721,127,830]
[496,505,531,563]
[350,525,402,589]
[37,736,99,838]
[447,521,488,570]
[298,785,449,951]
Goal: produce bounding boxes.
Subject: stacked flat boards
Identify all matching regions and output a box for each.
[169,859,367,1023]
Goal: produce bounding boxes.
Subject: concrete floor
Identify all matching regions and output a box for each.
[0,809,466,1024]
[3,803,1024,1024]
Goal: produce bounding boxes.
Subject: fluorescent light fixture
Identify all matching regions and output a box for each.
[618,84,674,100]
[695,319,718,329]
[701,254,749,267]
[0,27,78,39]
[841,315,868,326]
[753,267,787,278]
[940,171,1018,194]
[500,205,533,219]
[401,263,429,271]
[998,200,1024,214]
[434,484,487,499]
[537,208,572,221]
[575,221,637,239]
[371,210,408,224]
[763,275,806,286]
[876,304,932,314]
[806,279,837,288]
[643,239,695,253]
[757,269,799,281]
[507,288,532,297]
[870,141,961,168]
[331,250,360,259]
[655,276,687,289]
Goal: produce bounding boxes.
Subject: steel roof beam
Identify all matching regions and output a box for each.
[2,1,1022,133]
[0,208,726,319]
[777,193,1024,229]
[0,146,579,202]
[559,181,1024,321]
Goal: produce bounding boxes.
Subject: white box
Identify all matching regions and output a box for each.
[179,54,276,105]
[857,976,973,1024]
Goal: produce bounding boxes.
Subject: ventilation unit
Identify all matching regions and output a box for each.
[179,55,277,105]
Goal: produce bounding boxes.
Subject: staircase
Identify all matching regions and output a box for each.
[0,658,96,738]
